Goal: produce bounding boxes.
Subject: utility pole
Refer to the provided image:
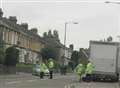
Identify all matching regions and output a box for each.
[64,22,78,58]
[61,21,78,75]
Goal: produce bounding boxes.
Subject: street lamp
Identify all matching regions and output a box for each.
[64,22,79,56]
[106,2,120,85]
[105,1,120,4]
[105,1,120,42]
[62,21,78,75]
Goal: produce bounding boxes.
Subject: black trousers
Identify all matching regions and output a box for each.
[63,66,67,75]
[86,74,92,82]
[60,67,64,75]
[40,72,44,79]
[49,70,53,79]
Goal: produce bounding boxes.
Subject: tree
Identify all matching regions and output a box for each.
[0,30,5,64]
[0,48,5,64]
[43,32,47,38]
[53,30,59,39]
[48,30,52,37]
[79,48,88,65]
[71,51,80,69]
[41,45,59,61]
[69,44,74,50]
[4,46,19,66]
[107,36,113,42]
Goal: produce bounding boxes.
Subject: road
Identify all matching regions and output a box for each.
[0,73,73,88]
[69,82,119,88]
[0,73,119,88]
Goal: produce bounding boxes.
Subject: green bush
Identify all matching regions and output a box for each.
[16,63,34,68]
[4,46,19,66]
[0,49,5,64]
[0,40,5,64]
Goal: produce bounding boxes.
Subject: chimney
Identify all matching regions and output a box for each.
[30,28,38,34]
[21,23,28,29]
[69,44,74,51]
[0,8,3,18]
[9,16,17,24]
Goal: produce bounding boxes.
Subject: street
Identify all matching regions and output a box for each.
[0,73,119,88]
[0,73,73,88]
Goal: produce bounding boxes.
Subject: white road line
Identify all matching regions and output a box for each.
[53,75,71,79]
[27,80,36,82]
[6,79,37,85]
[6,81,21,85]
[64,84,73,88]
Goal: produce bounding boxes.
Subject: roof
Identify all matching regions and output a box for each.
[90,40,119,46]
[0,17,45,44]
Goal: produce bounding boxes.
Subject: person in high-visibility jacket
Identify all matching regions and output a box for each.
[74,63,83,82]
[86,61,94,81]
[48,58,54,79]
[40,61,47,79]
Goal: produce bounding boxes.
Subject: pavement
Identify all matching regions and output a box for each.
[0,73,120,88]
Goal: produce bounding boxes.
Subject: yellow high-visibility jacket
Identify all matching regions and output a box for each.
[48,61,54,69]
[86,62,94,74]
[40,63,47,72]
[75,64,83,74]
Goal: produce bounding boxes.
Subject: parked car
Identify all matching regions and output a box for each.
[32,65,49,76]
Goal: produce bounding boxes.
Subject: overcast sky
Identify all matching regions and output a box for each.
[1,0,120,50]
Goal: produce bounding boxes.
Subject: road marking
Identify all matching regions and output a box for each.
[6,79,37,85]
[53,75,71,79]
[65,84,75,88]
[64,85,68,88]
[27,80,36,82]
[6,81,21,85]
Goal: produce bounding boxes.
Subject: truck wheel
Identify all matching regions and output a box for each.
[114,77,119,82]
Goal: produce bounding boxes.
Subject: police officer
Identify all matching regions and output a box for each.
[40,60,47,79]
[74,63,83,82]
[86,61,94,82]
[48,58,54,79]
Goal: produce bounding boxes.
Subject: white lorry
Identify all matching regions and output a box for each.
[89,41,120,81]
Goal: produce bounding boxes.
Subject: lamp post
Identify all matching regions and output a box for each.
[105,1,120,85]
[105,1,120,4]
[105,1,120,42]
[64,22,78,58]
[105,1,120,41]
[62,21,78,75]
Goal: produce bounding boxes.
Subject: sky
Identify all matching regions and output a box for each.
[1,0,120,50]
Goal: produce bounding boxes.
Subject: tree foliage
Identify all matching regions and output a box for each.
[41,45,59,61]
[0,33,5,64]
[69,44,74,50]
[4,46,19,66]
[71,51,80,69]
[53,30,59,39]
[48,30,53,37]
[107,36,113,42]
[42,29,61,62]
[0,48,5,64]
[43,32,47,38]
[79,48,88,65]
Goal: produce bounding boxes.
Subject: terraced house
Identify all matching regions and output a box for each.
[0,8,45,64]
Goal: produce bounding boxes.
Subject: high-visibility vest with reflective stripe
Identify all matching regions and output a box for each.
[40,63,46,72]
[48,61,54,69]
[75,64,83,74]
[86,62,94,74]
